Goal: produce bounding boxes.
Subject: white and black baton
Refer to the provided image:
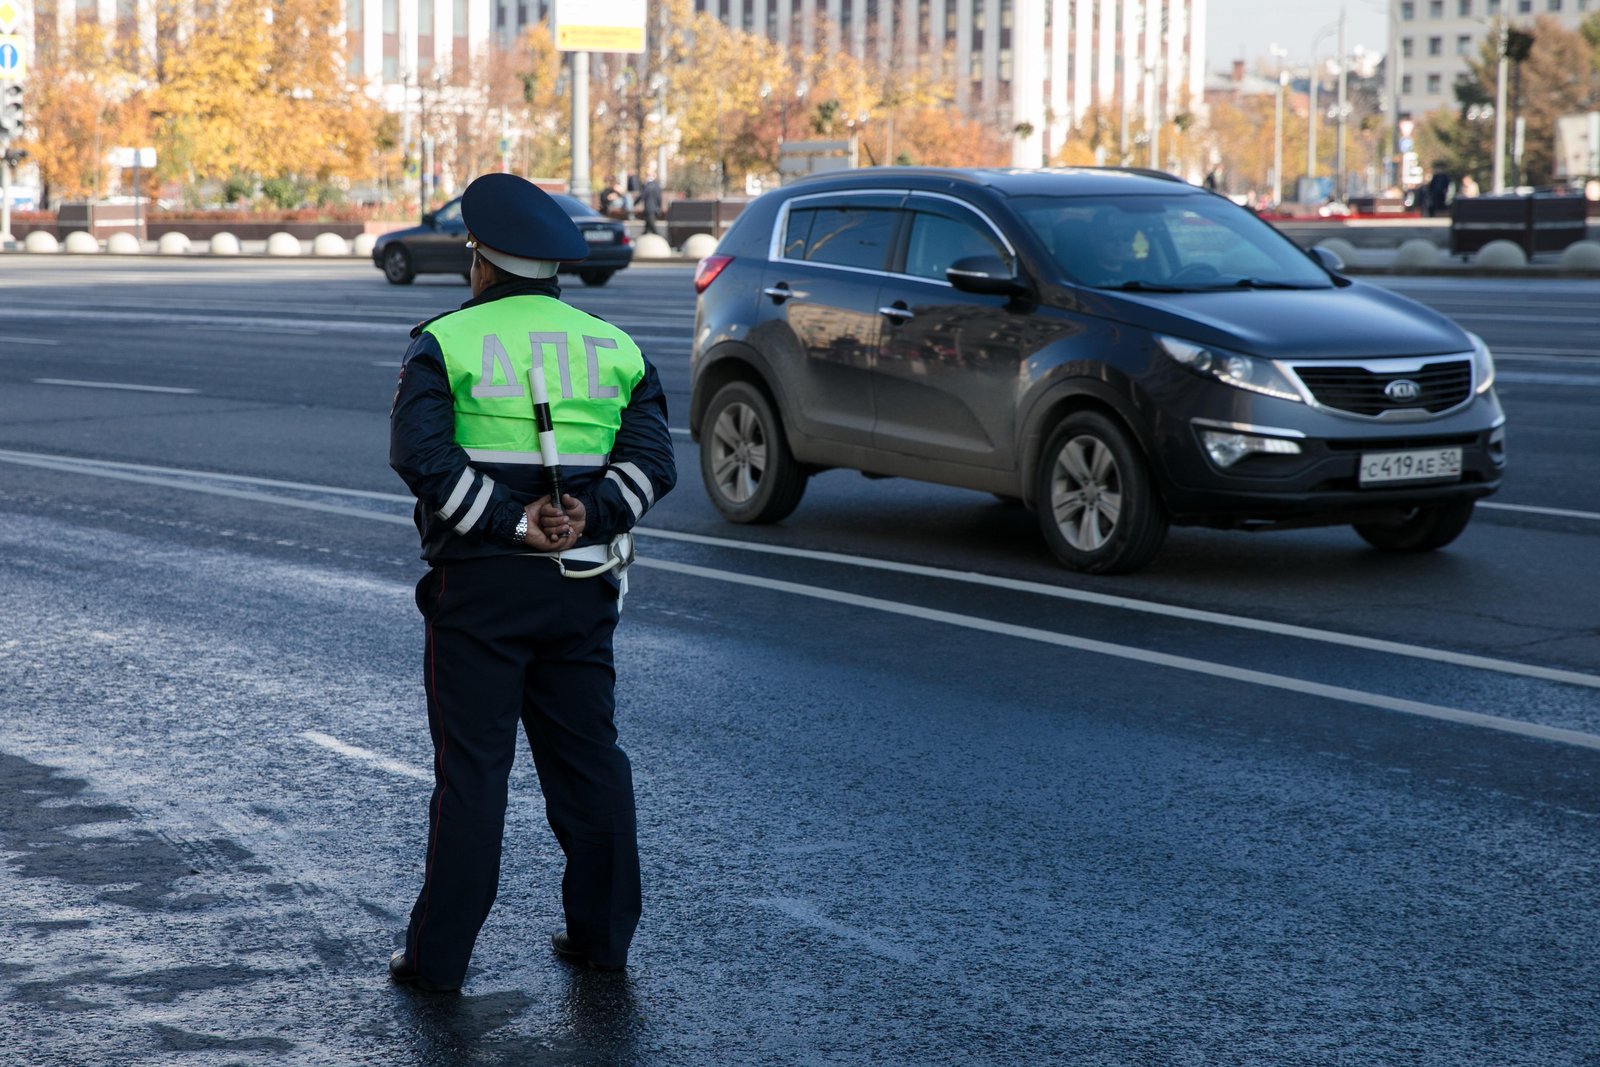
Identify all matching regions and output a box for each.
[528,361,568,540]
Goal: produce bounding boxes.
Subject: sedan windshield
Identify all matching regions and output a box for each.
[1012,193,1334,291]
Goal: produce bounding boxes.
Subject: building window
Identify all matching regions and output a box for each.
[1548,0,1561,10]
[1428,35,1441,55]
[1402,73,1413,93]
[1486,0,1500,10]
[1402,37,1414,57]
[1516,0,1531,10]
[455,0,467,35]
[347,0,362,30]
[1457,34,1472,53]
[1426,73,1441,93]
[1428,0,1442,13]
[1458,0,1471,12]
[1400,1,1414,17]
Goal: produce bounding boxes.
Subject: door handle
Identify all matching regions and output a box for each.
[877,304,914,322]
[763,284,792,303]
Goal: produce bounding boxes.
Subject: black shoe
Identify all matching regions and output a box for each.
[551,931,626,972]
[388,949,460,994]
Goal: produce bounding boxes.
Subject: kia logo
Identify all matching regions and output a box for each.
[1384,379,1422,402]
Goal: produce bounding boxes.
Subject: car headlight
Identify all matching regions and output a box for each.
[1157,335,1304,402]
[1468,331,1496,395]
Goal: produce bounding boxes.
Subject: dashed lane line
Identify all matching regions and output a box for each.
[33,379,199,395]
[301,731,429,781]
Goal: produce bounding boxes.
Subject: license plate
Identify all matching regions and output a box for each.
[1358,447,1463,486]
[583,229,614,243]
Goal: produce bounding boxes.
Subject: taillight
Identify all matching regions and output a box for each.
[620,232,632,246]
[694,254,734,294]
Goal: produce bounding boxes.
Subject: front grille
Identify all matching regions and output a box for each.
[1292,358,1472,417]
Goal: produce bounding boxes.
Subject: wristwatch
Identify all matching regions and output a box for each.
[514,511,529,544]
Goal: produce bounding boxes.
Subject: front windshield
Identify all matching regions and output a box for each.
[1013,193,1333,291]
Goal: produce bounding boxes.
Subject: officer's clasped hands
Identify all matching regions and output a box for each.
[522,495,585,550]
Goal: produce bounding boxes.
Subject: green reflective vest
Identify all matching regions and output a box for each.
[425,295,645,466]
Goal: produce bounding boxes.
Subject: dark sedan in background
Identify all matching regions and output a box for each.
[372,191,633,286]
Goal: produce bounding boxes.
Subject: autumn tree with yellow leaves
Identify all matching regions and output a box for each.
[155,0,384,194]
[23,24,150,204]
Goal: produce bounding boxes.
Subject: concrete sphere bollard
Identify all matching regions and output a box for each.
[1394,238,1441,269]
[210,232,241,255]
[1473,239,1527,268]
[106,231,142,254]
[632,233,672,259]
[266,232,303,256]
[23,231,60,253]
[63,231,100,253]
[312,232,351,256]
[1558,240,1600,270]
[682,233,719,260]
[157,232,192,255]
[1314,238,1356,269]
[352,233,378,258]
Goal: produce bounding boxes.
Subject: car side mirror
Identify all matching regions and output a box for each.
[1308,245,1344,273]
[946,255,1029,297]
[422,211,436,228]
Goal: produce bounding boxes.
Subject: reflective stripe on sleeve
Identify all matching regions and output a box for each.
[606,469,646,520]
[611,461,656,508]
[464,449,609,467]
[453,476,495,534]
[434,467,476,522]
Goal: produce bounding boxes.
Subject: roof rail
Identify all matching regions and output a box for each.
[1096,166,1187,184]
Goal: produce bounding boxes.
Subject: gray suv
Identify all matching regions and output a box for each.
[689,168,1505,573]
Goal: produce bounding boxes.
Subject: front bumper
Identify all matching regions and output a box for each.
[1151,383,1506,527]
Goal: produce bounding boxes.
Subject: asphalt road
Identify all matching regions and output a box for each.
[1,258,1598,1066]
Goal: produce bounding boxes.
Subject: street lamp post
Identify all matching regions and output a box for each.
[1274,72,1288,206]
[1492,21,1508,193]
[1308,21,1338,185]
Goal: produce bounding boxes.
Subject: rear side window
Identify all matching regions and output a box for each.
[781,205,897,271]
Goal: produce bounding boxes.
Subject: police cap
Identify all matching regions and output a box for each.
[461,172,589,278]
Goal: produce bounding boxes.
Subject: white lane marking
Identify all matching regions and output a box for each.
[1443,312,1600,323]
[33,378,198,395]
[670,427,691,436]
[1481,501,1600,522]
[6,307,408,335]
[1496,372,1600,387]
[372,360,402,367]
[0,335,62,346]
[4,447,1600,714]
[639,557,1600,753]
[0,449,415,502]
[636,528,1600,691]
[302,731,430,781]
[751,896,917,963]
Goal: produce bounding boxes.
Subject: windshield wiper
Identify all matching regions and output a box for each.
[1102,280,1189,293]
[1229,278,1323,290]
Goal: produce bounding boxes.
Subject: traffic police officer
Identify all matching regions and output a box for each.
[387,173,676,993]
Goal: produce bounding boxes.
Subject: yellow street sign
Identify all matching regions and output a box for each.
[553,0,646,54]
[0,1,20,31]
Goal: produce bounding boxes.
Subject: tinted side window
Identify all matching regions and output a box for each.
[903,210,1009,280]
[434,200,464,227]
[785,206,896,270]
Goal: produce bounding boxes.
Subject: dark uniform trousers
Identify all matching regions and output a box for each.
[406,554,641,985]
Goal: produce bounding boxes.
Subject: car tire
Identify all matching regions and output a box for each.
[382,246,415,285]
[700,381,807,524]
[1035,411,1167,574]
[1353,500,1475,551]
[579,269,614,287]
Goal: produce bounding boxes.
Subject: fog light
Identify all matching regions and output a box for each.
[1202,431,1303,469]
[1489,425,1507,466]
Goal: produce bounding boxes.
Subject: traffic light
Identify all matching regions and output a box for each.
[0,82,22,140]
